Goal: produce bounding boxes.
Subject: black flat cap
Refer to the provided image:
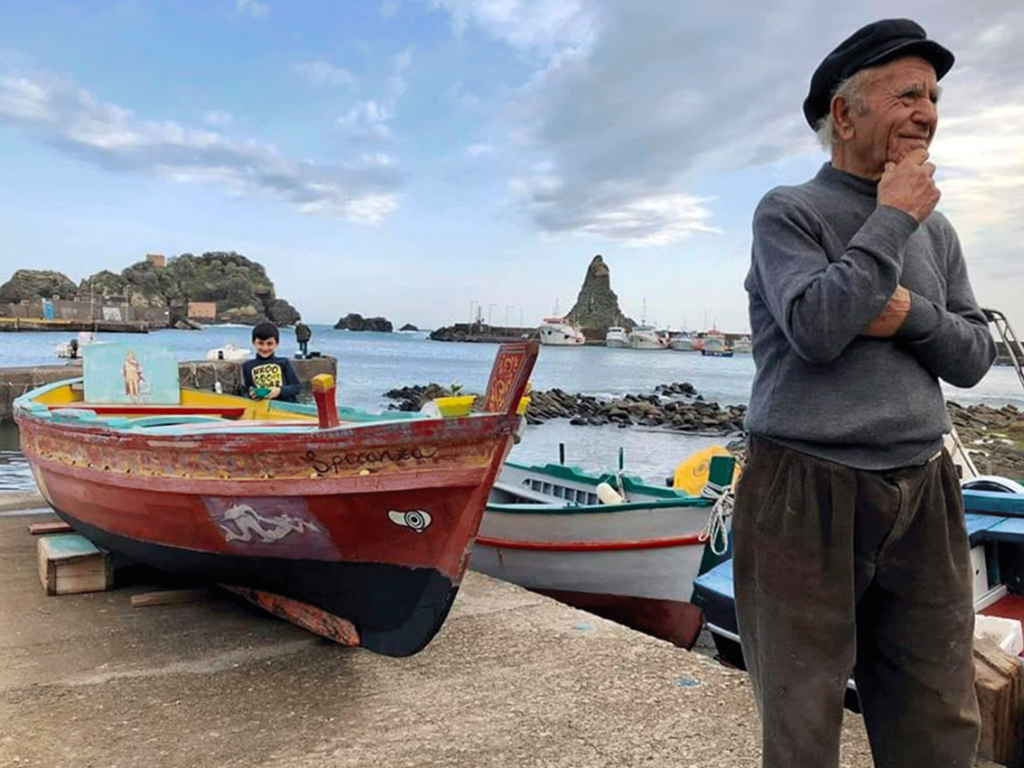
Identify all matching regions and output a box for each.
[803,18,954,128]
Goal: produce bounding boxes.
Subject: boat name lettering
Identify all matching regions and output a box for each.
[302,447,438,474]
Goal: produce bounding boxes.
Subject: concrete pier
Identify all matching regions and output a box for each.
[0,500,897,768]
[0,357,337,422]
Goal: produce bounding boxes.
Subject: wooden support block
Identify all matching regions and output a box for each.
[130,589,212,608]
[974,636,1024,766]
[28,521,73,536]
[37,534,113,596]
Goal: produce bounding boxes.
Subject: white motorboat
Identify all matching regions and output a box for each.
[700,331,732,357]
[205,343,251,362]
[55,331,97,359]
[731,335,752,353]
[605,326,629,348]
[539,317,585,346]
[670,332,696,351]
[628,325,668,350]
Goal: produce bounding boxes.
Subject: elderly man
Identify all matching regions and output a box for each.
[735,18,996,768]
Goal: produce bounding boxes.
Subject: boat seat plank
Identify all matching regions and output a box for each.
[964,490,1024,517]
[50,404,248,418]
[968,514,1009,542]
[693,559,734,599]
[984,517,1024,544]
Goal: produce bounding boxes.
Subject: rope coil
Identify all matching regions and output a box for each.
[699,480,734,556]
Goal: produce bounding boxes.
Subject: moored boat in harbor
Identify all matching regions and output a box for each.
[628,325,669,350]
[15,341,538,657]
[539,317,586,346]
[472,453,735,648]
[605,326,629,348]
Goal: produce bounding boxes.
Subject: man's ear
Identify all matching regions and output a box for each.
[831,95,855,140]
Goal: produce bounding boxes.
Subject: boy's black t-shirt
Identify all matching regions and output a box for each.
[241,354,301,402]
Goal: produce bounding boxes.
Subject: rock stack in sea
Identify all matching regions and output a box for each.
[563,254,634,332]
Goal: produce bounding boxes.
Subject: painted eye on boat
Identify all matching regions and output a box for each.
[388,509,432,533]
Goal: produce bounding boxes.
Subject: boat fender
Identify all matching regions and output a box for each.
[596,482,623,505]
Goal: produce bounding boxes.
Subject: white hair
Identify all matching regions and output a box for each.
[815,69,872,150]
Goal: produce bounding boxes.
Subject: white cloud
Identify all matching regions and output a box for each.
[292,61,358,89]
[236,0,269,18]
[380,0,401,19]
[338,100,395,141]
[202,110,233,127]
[336,49,412,143]
[466,143,497,158]
[428,0,1024,263]
[0,70,401,224]
[423,0,597,50]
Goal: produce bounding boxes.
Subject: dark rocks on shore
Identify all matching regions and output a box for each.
[949,402,1024,479]
[381,384,1024,477]
[383,381,746,434]
[334,313,393,332]
[399,323,419,332]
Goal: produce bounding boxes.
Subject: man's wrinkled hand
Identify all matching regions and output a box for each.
[863,286,911,337]
[878,149,940,222]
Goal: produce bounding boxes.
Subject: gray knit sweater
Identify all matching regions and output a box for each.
[744,163,996,470]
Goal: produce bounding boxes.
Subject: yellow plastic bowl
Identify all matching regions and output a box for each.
[435,395,476,417]
[516,396,531,415]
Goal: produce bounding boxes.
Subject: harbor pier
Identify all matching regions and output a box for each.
[0,500,896,768]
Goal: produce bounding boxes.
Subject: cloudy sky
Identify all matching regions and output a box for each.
[1,0,1022,332]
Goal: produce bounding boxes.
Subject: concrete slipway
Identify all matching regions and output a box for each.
[0,494,967,768]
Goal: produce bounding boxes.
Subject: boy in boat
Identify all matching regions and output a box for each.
[241,321,301,403]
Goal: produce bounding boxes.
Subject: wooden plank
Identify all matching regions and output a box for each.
[27,521,73,535]
[130,589,212,608]
[37,534,114,595]
[974,636,1024,766]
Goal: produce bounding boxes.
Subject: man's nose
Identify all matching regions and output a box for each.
[915,99,938,131]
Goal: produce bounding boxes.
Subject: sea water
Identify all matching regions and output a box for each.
[1,325,1021,492]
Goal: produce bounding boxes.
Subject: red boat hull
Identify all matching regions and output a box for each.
[17,342,539,655]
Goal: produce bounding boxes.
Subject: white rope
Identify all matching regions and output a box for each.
[699,481,734,556]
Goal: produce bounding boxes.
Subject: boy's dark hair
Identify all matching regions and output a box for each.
[252,321,280,342]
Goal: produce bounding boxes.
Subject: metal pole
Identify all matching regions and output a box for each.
[559,443,565,466]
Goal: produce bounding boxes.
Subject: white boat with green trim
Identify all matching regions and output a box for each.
[472,456,734,648]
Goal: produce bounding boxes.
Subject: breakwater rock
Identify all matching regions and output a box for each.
[384,381,746,434]
[949,402,1024,479]
[382,384,1024,476]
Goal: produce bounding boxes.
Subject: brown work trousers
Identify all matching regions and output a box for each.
[733,434,980,768]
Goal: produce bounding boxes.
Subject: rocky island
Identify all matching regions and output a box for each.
[334,313,393,332]
[0,252,301,329]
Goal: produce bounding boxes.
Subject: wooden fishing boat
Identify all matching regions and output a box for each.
[15,341,538,657]
[692,482,1024,670]
[471,454,734,648]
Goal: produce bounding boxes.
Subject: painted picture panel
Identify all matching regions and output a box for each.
[83,343,180,404]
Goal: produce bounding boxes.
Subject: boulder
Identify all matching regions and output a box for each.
[400,323,420,332]
[335,313,393,332]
